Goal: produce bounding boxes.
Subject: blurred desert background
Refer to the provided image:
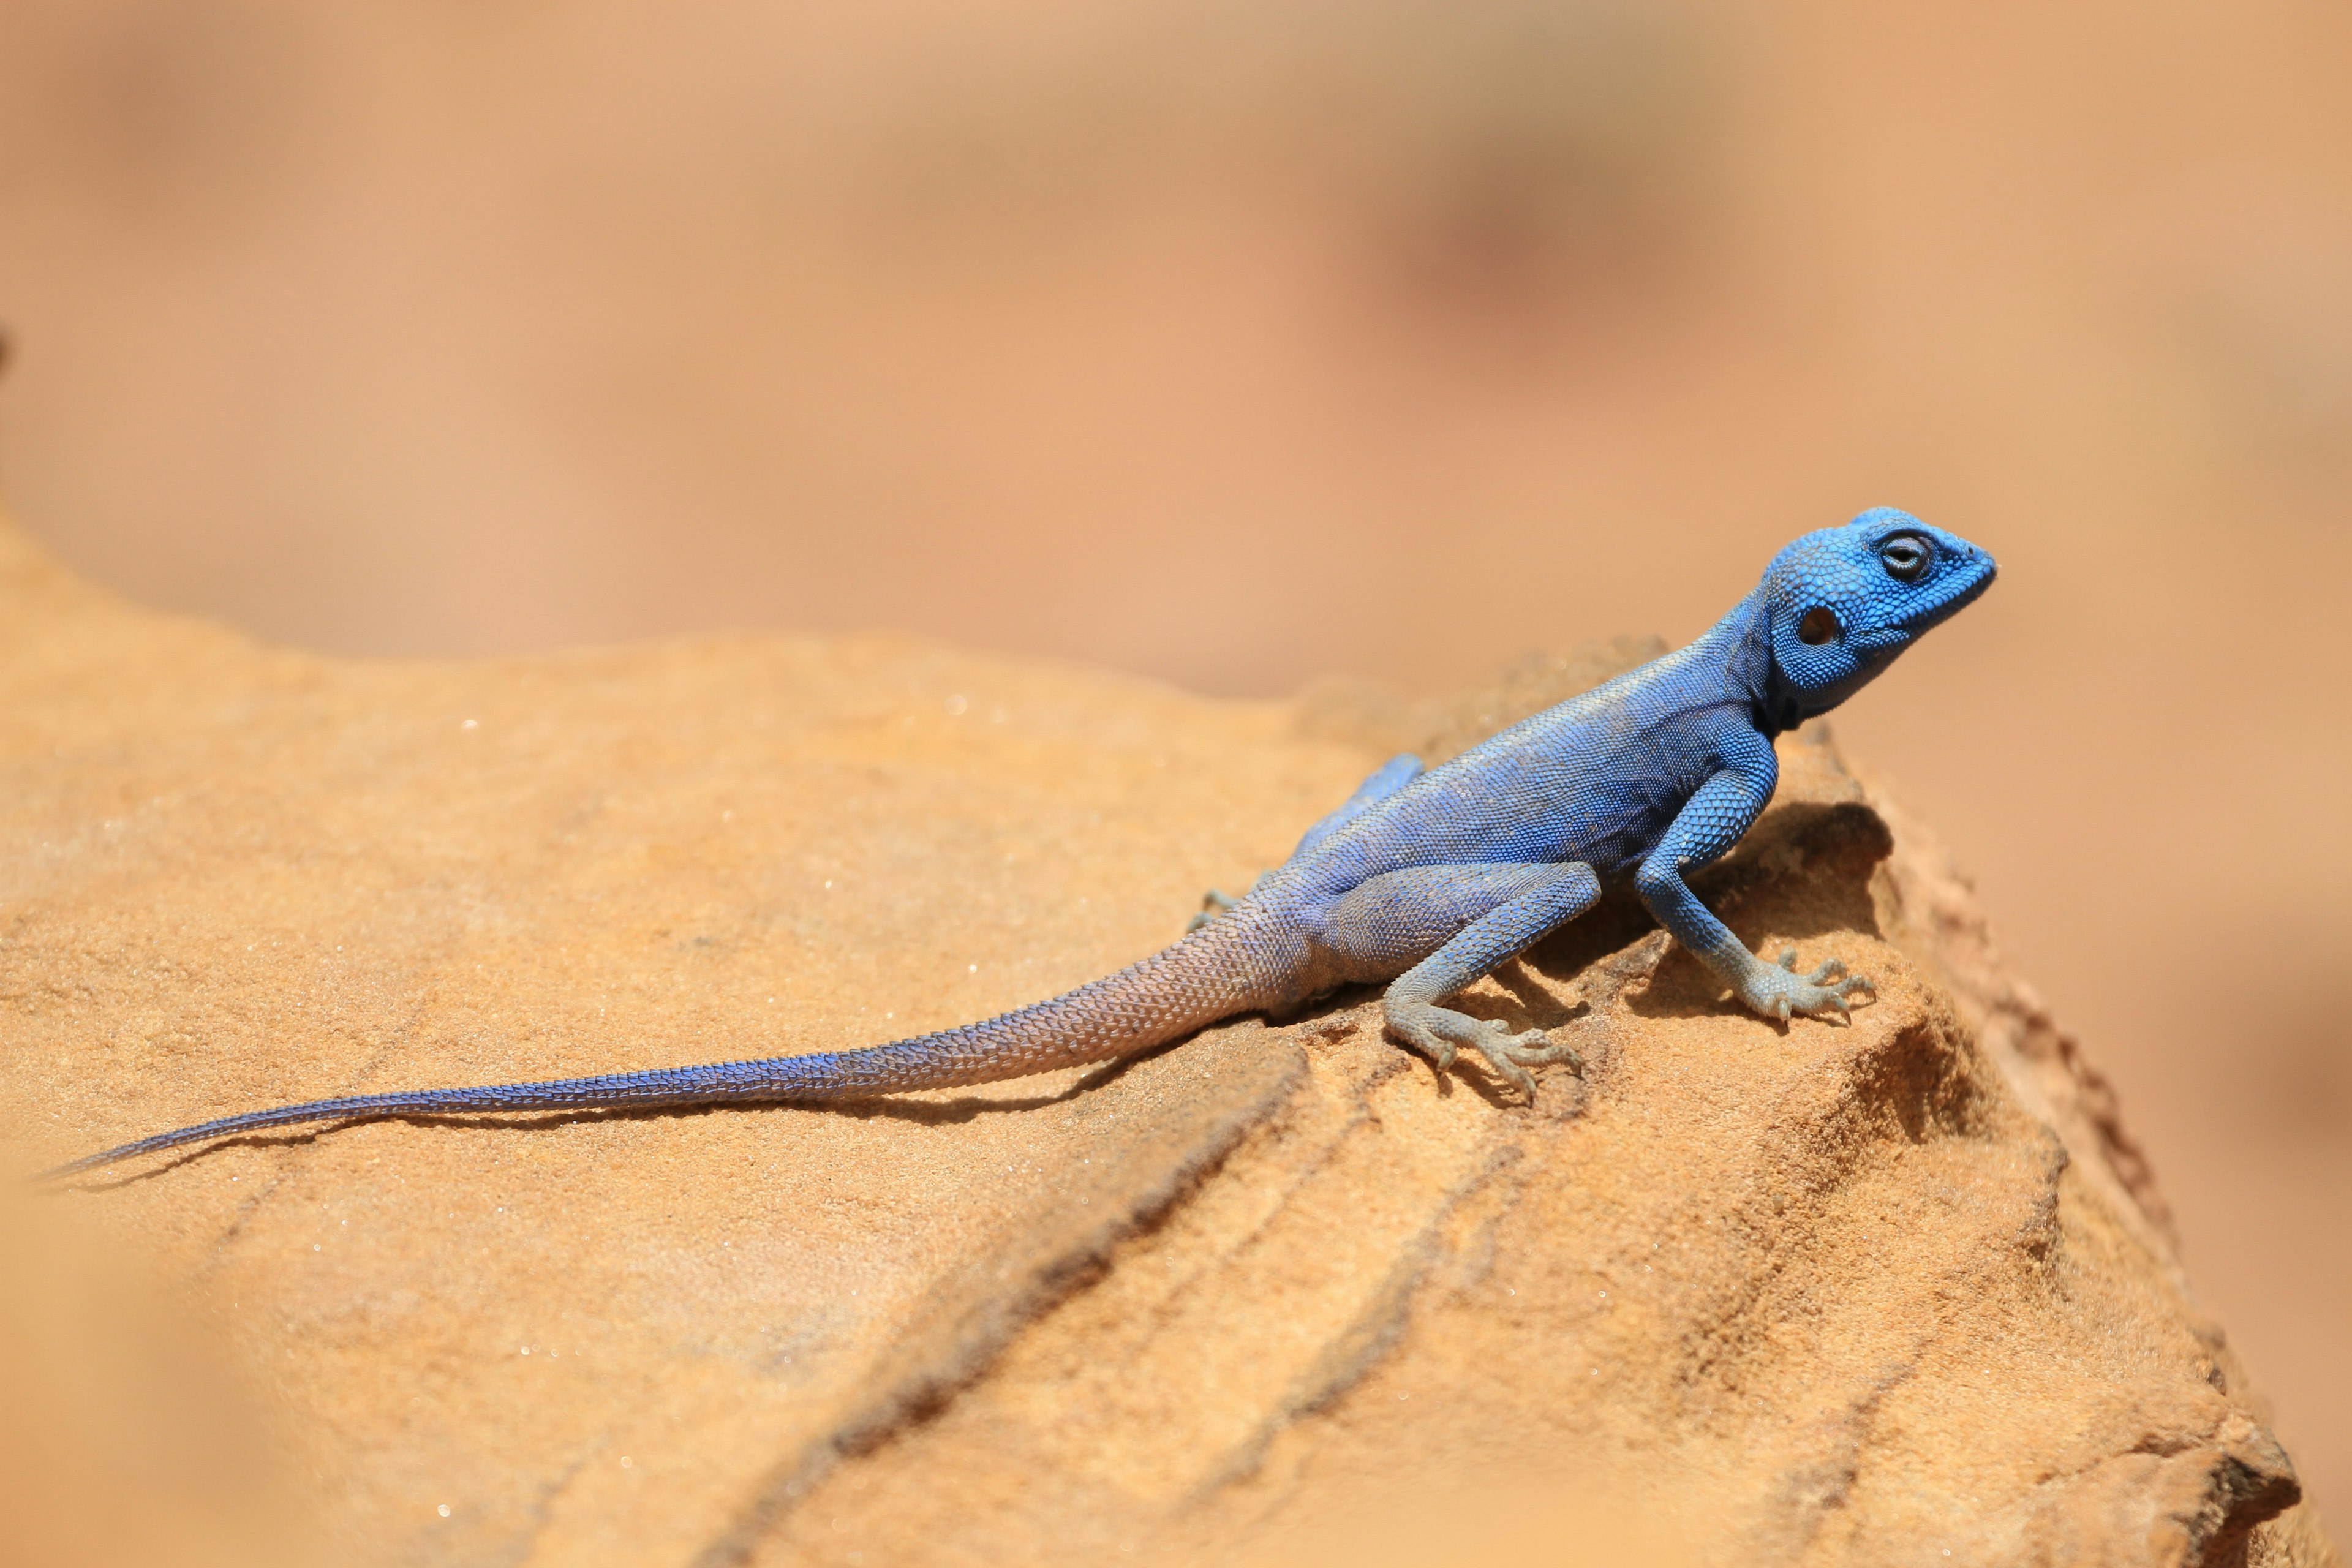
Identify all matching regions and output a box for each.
[0,0,2344,1535]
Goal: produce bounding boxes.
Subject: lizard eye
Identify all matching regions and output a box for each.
[1880,534,1931,582]
[1798,606,1840,645]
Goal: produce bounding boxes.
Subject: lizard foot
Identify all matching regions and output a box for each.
[1736,948,1875,1022]
[1186,872,1278,932]
[1385,1003,1580,1100]
[1186,888,1242,933]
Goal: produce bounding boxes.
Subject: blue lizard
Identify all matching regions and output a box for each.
[51,508,1993,1177]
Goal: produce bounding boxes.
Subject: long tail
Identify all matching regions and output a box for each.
[45,918,1296,1179]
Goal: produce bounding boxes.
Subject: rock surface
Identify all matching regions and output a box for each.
[0,513,2336,1568]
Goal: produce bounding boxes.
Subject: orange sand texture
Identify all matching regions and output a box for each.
[0,0,2347,1562]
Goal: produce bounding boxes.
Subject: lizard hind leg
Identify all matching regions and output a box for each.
[1321,861,1601,1100]
[1185,888,1241,933]
[1185,873,1274,933]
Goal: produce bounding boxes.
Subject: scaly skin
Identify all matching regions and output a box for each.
[51,508,1994,1178]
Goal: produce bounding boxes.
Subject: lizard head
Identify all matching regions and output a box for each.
[1760,507,1996,720]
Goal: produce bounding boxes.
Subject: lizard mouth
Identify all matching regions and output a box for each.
[1842,626,1912,657]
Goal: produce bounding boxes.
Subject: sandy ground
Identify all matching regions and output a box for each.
[0,0,2346,1523]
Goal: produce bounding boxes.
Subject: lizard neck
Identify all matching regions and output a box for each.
[1686,589,1793,736]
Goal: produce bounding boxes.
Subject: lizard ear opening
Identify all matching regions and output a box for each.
[1797,606,1841,646]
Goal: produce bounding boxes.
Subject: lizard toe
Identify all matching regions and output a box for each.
[1455,1019,1580,1099]
[1468,1039,1539,1099]
[1384,1007,1460,1071]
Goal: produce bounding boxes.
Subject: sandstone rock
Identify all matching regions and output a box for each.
[0,513,2334,1567]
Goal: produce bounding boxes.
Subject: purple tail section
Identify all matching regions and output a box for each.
[44,918,1293,1179]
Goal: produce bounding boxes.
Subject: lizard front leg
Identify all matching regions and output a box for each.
[1319,862,1600,1097]
[1634,737,1874,1022]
